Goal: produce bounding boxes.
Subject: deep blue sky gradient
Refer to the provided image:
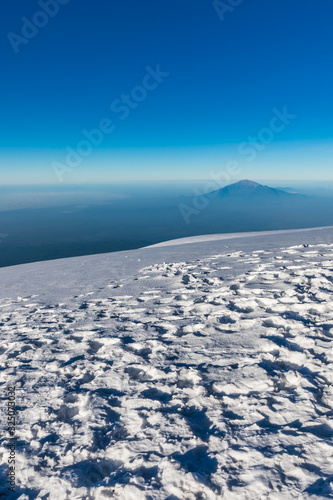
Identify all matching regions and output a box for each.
[0,0,332,183]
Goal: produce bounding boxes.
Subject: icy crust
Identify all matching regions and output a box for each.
[1,244,333,498]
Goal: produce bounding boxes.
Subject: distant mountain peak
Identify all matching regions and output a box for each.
[234,179,261,187]
[212,180,292,198]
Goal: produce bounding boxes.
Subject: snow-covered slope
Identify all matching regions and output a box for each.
[1,227,333,499]
[145,226,333,248]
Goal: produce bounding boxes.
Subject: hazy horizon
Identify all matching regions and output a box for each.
[1,178,333,269]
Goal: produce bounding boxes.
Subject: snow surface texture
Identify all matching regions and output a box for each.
[1,228,333,499]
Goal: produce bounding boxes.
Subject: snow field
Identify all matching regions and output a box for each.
[1,242,333,498]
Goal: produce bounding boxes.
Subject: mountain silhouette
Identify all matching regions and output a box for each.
[212,180,293,198]
[176,178,318,234]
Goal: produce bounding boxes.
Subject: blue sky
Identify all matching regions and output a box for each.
[1,0,332,184]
